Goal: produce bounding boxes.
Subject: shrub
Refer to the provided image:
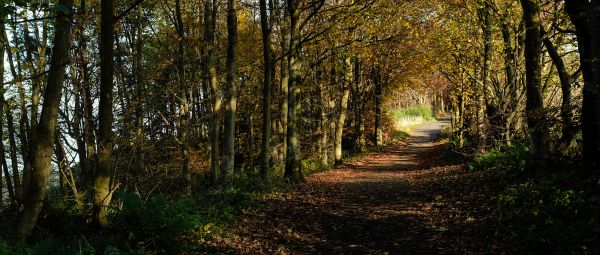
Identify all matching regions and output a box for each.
[468,145,600,253]
[110,192,206,252]
[467,144,529,175]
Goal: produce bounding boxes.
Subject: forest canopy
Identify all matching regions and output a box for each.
[0,0,598,253]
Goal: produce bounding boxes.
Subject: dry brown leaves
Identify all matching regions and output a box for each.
[196,124,499,254]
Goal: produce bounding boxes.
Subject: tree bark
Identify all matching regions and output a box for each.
[520,0,552,160]
[94,0,115,227]
[374,68,383,147]
[334,57,352,164]
[284,0,303,182]
[221,0,238,180]
[260,0,272,178]
[478,1,492,145]
[204,0,221,184]
[16,0,73,238]
[174,0,192,194]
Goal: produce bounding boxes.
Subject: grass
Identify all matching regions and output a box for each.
[392,106,435,141]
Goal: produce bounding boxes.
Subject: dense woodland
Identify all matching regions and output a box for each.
[0,0,598,253]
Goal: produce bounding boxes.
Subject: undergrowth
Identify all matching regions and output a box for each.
[0,159,341,254]
[467,145,600,254]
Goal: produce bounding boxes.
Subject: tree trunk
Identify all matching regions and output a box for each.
[280,9,290,163]
[318,69,329,165]
[259,0,272,178]
[499,11,517,145]
[221,0,238,180]
[134,4,145,177]
[520,0,552,160]
[374,68,383,146]
[205,0,221,184]
[334,57,352,164]
[284,0,303,182]
[353,58,365,151]
[94,0,115,227]
[541,28,576,149]
[0,21,16,205]
[174,0,192,194]
[16,0,73,238]
[565,0,600,175]
[478,2,492,145]
[5,103,21,200]
[6,17,30,203]
[1,99,16,204]
[589,1,600,175]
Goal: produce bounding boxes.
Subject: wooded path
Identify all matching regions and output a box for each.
[204,118,495,254]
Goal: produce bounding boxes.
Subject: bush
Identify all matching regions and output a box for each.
[468,145,600,253]
[495,179,600,254]
[467,144,529,175]
[110,192,206,253]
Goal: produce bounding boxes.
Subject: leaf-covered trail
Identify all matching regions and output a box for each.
[204,119,495,254]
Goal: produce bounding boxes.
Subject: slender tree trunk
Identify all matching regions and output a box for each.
[318,69,329,165]
[478,2,492,145]
[259,0,272,178]
[205,0,221,184]
[280,10,290,163]
[5,103,21,199]
[75,0,96,189]
[0,20,16,205]
[374,68,383,146]
[94,0,115,227]
[334,57,352,164]
[520,0,552,160]
[16,0,73,238]
[6,17,30,202]
[221,0,238,180]
[1,97,16,204]
[499,12,517,145]
[353,57,365,151]
[174,0,192,194]
[134,5,145,177]
[541,28,576,148]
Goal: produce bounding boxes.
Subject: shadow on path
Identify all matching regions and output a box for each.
[201,118,496,254]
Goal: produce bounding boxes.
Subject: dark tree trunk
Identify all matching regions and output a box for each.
[259,0,272,178]
[94,0,115,227]
[221,0,238,180]
[565,0,600,175]
[520,0,552,160]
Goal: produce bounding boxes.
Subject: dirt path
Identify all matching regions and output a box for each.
[204,118,494,254]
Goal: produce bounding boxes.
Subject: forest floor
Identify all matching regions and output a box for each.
[201,119,498,254]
